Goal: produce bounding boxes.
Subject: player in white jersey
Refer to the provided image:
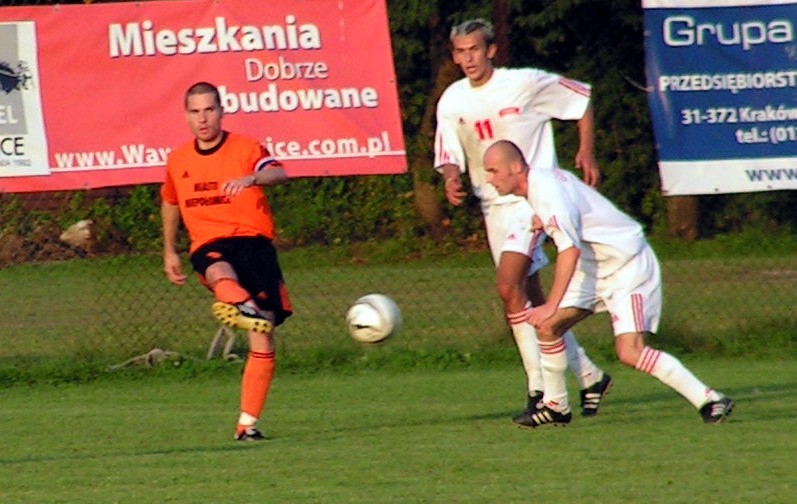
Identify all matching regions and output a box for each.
[483,140,735,426]
[434,18,611,424]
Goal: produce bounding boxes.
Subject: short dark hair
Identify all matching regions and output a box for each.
[450,18,495,46]
[184,81,221,110]
[493,139,525,164]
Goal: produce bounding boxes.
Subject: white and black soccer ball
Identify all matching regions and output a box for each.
[345,294,402,344]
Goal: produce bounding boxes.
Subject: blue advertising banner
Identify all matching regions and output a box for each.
[644,0,797,195]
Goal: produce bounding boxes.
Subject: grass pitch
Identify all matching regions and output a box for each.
[1,358,794,503]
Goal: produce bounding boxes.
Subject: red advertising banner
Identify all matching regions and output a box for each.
[0,0,406,193]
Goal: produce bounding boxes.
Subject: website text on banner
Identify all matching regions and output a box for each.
[643,0,797,196]
[0,0,406,193]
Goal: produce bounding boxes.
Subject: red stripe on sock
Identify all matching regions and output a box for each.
[539,338,566,354]
[635,346,660,373]
[507,308,532,325]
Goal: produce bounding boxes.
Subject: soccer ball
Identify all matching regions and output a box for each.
[345,294,402,344]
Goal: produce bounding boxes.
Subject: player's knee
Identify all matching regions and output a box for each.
[495,280,523,308]
[534,322,558,342]
[616,351,637,368]
[614,336,644,367]
[495,281,512,304]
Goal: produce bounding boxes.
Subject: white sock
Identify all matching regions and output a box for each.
[508,307,543,394]
[562,330,603,389]
[636,346,720,408]
[538,336,570,412]
[237,412,258,427]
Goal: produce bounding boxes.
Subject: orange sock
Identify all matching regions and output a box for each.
[213,277,250,305]
[236,351,275,431]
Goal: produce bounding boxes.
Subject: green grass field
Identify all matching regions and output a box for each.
[1,358,795,503]
[1,239,795,501]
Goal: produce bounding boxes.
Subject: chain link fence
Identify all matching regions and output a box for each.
[2,186,796,370]
[0,187,509,367]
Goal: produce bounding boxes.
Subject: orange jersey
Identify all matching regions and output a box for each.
[161,132,278,252]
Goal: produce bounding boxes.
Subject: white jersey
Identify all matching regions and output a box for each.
[527,168,647,278]
[434,67,591,207]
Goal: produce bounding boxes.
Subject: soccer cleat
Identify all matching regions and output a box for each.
[234,426,265,442]
[700,396,735,424]
[514,404,572,428]
[580,373,613,417]
[511,391,543,426]
[212,302,273,334]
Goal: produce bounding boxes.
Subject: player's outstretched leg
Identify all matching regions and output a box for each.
[210,276,273,334]
[212,302,273,334]
[633,344,734,424]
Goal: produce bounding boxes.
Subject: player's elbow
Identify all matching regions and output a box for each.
[560,246,580,261]
[266,167,290,186]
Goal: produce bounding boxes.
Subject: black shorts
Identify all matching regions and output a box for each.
[190,235,293,326]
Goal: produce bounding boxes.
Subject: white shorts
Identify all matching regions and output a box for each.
[559,245,662,335]
[482,199,549,275]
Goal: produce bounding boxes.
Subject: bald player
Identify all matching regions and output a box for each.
[483,139,734,426]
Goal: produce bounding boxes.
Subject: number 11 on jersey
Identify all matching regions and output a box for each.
[474,119,494,141]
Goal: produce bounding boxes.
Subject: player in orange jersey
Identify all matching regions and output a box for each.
[161,81,292,441]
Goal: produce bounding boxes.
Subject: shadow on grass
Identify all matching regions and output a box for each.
[477,379,797,428]
[264,377,797,441]
[2,375,793,467]
[0,442,269,467]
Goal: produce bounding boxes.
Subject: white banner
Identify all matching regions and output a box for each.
[0,22,49,178]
